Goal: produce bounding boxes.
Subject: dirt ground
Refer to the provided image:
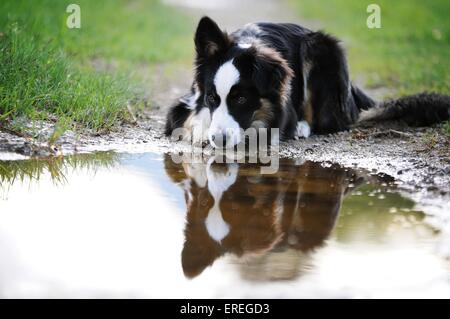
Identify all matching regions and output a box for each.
[1,0,449,201]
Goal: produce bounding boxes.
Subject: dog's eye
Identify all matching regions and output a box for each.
[207,94,216,103]
[237,96,247,105]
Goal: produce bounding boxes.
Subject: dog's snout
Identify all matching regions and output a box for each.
[209,127,241,148]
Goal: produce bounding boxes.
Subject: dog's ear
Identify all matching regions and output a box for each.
[253,49,293,102]
[235,47,293,102]
[194,16,229,58]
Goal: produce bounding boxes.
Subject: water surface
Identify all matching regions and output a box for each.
[0,152,449,298]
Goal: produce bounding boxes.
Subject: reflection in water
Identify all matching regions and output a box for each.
[0,152,119,187]
[0,151,447,298]
[165,155,374,280]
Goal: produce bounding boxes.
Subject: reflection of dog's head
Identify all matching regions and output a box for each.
[164,155,357,279]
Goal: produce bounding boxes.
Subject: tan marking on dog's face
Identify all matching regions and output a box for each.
[251,98,274,128]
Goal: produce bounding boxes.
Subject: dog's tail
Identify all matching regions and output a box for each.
[353,87,450,126]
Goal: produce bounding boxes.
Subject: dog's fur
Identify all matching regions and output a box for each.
[165,17,450,147]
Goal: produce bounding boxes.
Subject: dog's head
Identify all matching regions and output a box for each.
[192,17,293,148]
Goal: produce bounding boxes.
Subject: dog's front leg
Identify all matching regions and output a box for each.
[189,108,211,145]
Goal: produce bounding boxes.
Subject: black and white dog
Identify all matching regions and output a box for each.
[165,16,450,148]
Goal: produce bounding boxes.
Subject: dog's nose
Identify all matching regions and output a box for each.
[211,133,227,148]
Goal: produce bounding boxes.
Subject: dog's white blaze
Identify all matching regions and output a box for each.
[205,206,230,243]
[215,59,240,100]
[205,161,238,242]
[209,60,241,148]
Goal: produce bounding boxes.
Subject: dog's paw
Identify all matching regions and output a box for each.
[295,120,311,139]
[192,127,209,146]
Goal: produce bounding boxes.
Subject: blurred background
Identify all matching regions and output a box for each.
[1,0,449,136]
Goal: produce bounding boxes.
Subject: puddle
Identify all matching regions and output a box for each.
[0,152,449,298]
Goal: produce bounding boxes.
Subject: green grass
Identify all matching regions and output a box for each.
[0,151,119,186]
[0,0,193,135]
[291,0,450,95]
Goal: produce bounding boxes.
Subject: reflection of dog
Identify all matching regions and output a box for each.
[164,155,362,279]
[165,16,450,147]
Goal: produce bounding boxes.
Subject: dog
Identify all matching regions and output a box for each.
[165,16,450,148]
[164,155,362,278]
